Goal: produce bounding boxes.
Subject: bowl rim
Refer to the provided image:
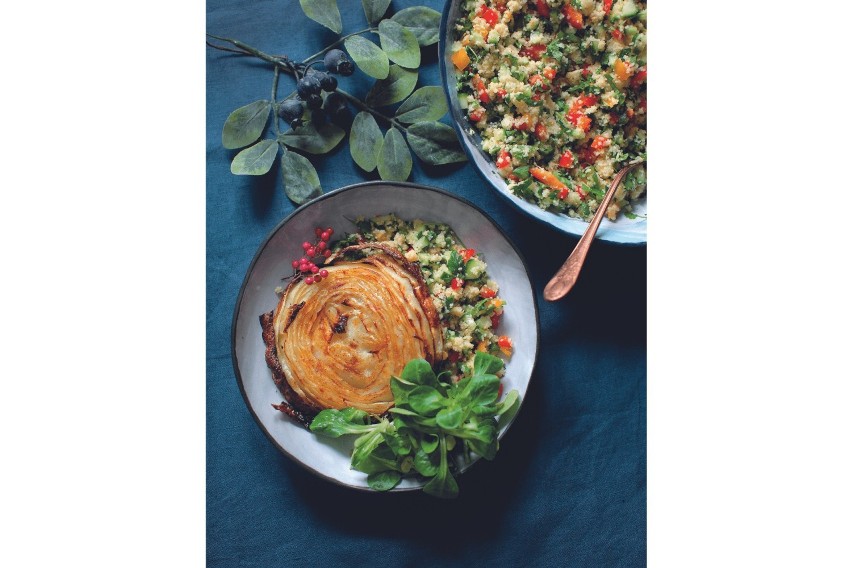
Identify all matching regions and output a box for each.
[437,0,646,246]
[230,180,541,492]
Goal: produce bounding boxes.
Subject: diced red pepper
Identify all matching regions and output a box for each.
[535,122,548,142]
[612,28,624,41]
[563,5,583,29]
[507,173,520,182]
[631,67,647,88]
[578,94,598,107]
[495,0,507,12]
[448,350,461,363]
[604,0,613,14]
[490,313,501,329]
[472,75,490,104]
[496,149,511,168]
[558,187,569,200]
[469,108,484,122]
[461,248,476,261]
[535,0,550,17]
[480,286,497,298]
[497,382,504,398]
[558,150,574,168]
[450,277,464,290]
[543,67,556,80]
[530,166,567,190]
[582,64,590,77]
[478,5,499,26]
[519,43,547,61]
[513,117,530,131]
[529,74,545,88]
[610,112,620,125]
[497,335,513,355]
[576,185,587,200]
[496,88,507,99]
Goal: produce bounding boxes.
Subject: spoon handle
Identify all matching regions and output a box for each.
[542,162,642,302]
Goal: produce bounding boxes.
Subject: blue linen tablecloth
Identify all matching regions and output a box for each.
[207,1,646,565]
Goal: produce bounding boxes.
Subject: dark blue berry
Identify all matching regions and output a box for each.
[316,72,337,92]
[304,93,323,110]
[323,92,347,119]
[277,99,303,124]
[297,75,322,100]
[324,49,354,76]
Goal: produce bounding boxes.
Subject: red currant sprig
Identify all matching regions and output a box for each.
[290,226,334,285]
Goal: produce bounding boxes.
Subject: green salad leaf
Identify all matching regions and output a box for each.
[309,353,520,498]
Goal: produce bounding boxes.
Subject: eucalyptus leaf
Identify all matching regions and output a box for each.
[377,128,412,181]
[377,20,421,68]
[391,6,441,46]
[367,470,402,491]
[230,139,278,175]
[395,86,448,124]
[299,0,342,34]
[361,0,391,26]
[349,111,383,172]
[222,100,271,149]
[280,148,322,204]
[365,65,418,107]
[406,121,467,165]
[280,122,345,154]
[344,35,389,79]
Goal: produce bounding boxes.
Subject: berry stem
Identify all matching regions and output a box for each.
[335,88,406,131]
[207,34,296,73]
[301,28,376,64]
[270,66,281,137]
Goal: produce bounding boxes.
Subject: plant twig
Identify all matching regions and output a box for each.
[271,66,281,137]
[335,88,406,131]
[300,28,376,64]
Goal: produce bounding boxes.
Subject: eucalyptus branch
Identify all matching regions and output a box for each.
[301,28,375,64]
[335,88,405,131]
[271,66,281,137]
[207,34,297,74]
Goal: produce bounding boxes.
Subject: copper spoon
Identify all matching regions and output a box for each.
[543,162,643,301]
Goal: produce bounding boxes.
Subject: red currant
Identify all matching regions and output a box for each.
[314,275,322,283]
[306,247,316,257]
[291,260,299,269]
[315,227,323,238]
[299,257,308,264]
[302,242,311,251]
[305,277,315,285]
[316,241,326,252]
[323,250,332,258]
[320,230,331,241]
[319,269,329,278]
[311,266,319,274]
[326,227,334,236]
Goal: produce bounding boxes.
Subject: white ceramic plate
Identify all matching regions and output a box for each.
[232,182,539,491]
[438,0,646,245]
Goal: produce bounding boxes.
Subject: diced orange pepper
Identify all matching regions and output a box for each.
[530,167,567,190]
[591,135,610,151]
[575,114,591,131]
[563,5,583,29]
[535,122,548,142]
[452,48,471,70]
[543,67,556,80]
[614,59,631,83]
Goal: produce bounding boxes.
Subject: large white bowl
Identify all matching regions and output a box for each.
[231,182,539,491]
[438,0,647,245]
